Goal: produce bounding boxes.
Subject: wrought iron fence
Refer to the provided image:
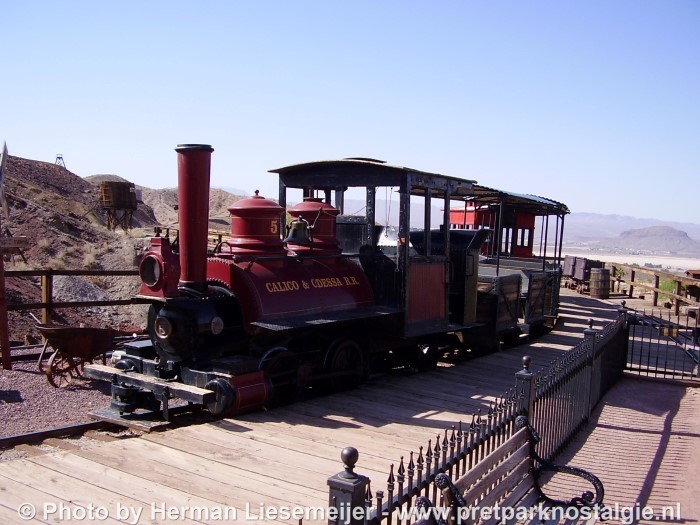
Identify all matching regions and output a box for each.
[529,313,627,461]
[627,305,699,382]
[327,310,629,524]
[328,392,525,525]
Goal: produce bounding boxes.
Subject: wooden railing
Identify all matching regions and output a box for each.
[5,269,139,324]
[608,263,699,315]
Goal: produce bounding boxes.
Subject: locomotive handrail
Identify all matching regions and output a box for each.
[212,239,234,254]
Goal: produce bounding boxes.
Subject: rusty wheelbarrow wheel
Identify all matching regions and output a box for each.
[46,350,80,388]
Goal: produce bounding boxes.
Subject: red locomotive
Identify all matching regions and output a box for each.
[86,144,564,422]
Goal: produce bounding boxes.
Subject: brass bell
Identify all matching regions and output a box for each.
[283,216,312,245]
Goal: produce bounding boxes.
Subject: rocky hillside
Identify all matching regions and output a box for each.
[136,186,245,232]
[2,156,244,344]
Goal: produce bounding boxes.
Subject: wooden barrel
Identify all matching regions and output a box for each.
[590,268,611,299]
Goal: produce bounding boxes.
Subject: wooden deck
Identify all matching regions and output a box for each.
[0,291,627,524]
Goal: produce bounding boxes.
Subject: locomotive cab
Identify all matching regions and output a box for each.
[272,158,482,339]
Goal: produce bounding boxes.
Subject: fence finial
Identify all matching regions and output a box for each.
[584,319,597,340]
[340,446,359,478]
[521,355,532,372]
[328,447,369,525]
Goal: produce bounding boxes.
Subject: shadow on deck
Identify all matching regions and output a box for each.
[552,377,700,523]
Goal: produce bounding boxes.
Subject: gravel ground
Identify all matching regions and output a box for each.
[0,356,112,438]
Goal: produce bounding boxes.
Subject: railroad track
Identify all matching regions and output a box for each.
[0,404,217,460]
[0,421,138,461]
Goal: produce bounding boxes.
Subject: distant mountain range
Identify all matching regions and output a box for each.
[335,198,700,255]
[563,213,700,242]
[562,214,700,256]
[565,225,700,255]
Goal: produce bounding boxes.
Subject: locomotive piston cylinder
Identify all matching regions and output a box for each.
[175,144,214,292]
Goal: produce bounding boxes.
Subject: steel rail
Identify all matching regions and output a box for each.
[0,421,116,449]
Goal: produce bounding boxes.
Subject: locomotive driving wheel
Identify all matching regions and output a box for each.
[323,338,365,392]
[46,350,80,388]
[260,347,300,407]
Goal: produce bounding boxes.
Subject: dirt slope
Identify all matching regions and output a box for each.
[2,156,249,344]
[2,157,157,341]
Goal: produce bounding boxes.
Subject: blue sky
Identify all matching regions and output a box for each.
[2,1,698,224]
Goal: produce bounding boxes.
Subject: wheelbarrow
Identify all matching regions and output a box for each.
[37,325,116,388]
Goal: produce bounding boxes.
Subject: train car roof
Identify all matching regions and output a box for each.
[469,184,570,216]
[270,158,477,199]
[271,158,569,214]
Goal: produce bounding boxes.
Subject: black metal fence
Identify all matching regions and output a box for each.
[327,393,525,525]
[528,314,628,462]
[327,310,629,524]
[626,305,699,382]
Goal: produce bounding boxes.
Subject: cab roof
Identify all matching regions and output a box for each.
[270,158,476,199]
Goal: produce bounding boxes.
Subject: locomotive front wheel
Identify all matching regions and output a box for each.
[46,350,80,388]
[323,339,365,392]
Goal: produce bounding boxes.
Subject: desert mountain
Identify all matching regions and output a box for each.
[136,186,245,232]
[563,212,700,242]
[587,226,700,255]
[560,216,700,256]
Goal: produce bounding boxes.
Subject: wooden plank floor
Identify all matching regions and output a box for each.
[0,290,623,524]
[548,377,700,524]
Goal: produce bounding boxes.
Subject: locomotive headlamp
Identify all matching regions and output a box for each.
[154,316,173,339]
[210,316,224,335]
[140,255,162,287]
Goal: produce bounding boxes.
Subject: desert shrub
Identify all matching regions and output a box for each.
[36,237,56,256]
[83,251,102,270]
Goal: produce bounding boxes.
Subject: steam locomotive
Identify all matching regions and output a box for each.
[86,144,509,421]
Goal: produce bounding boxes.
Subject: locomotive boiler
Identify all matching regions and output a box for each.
[86,144,509,422]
